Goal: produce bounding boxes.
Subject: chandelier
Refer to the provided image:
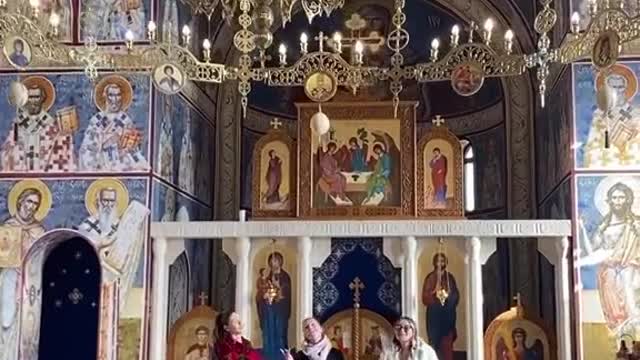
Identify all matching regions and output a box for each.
[0,0,631,116]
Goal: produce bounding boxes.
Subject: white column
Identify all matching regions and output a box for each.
[150,237,168,360]
[297,236,313,341]
[466,236,483,360]
[235,234,252,339]
[555,237,571,360]
[402,236,418,320]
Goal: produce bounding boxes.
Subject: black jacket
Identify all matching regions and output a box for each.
[293,348,345,360]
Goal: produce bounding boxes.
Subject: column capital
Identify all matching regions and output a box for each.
[235,236,251,256]
[297,236,312,253]
[153,236,167,256]
[555,236,569,258]
[466,236,481,254]
[402,236,417,253]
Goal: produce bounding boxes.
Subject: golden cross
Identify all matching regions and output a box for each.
[270,118,283,130]
[315,31,329,52]
[513,293,522,307]
[198,292,208,306]
[432,115,445,127]
[349,277,365,304]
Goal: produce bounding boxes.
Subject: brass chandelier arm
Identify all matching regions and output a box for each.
[414,43,526,82]
[259,51,381,87]
[558,9,640,64]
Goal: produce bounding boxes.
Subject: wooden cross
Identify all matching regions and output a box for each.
[432,115,445,127]
[198,292,208,306]
[315,31,329,52]
[270,118,283,130]
[349,277,365,304]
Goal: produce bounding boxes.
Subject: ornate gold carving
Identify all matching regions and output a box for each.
[415,43,525,82]
[297,101,416,219]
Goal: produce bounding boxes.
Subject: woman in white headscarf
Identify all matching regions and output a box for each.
[284,318,345,360]
[379,317,438,360]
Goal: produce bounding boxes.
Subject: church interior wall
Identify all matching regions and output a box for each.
[0,1,219,357]
[570,56,640,358]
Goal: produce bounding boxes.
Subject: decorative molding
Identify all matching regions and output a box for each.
[150,220,571,239]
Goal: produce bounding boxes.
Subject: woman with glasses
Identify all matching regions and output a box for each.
[283,318,345,360]
[380,317,438,360]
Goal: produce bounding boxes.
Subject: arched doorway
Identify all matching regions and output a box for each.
[37,237,101,359]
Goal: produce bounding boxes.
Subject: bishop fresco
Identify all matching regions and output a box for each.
[78,75,148,172]
[0,76,74,172]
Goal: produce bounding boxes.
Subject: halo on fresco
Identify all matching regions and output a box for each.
[85,178,130,217]
[8,179,53,221]
[595,63,638,103]
[594,176,640,216]
[153,62,186,95]
[22,76,56,111]
[94,74,134,112]
[450,62,485,97]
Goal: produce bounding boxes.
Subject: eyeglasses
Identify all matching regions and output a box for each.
[394,324,412,332]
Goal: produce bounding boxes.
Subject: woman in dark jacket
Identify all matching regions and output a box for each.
[284,318,344,360]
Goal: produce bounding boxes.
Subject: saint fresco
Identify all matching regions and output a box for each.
[79,0,149,41]
[312,121,400,208]
[494,327,544,360]
[260,142,291,210]
[322,308,394,360]
[577,174,640,359]
[252,243,296,360]
[573,62,640,169]
[251,122,296,218]
[418,241,466,356]
[167,305,217,360]
[0,73,151,174]
[0,177,148,360]
[417,122,463,217]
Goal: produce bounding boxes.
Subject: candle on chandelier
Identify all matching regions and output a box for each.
[279,43,287,66]
[504,29,513,54]
[354,40,364,65]
[450,25,460,47]
[147,21,157,41]
[588,0,597,15]
[203,39,211,62]
[483,18,494,45]
[125,29,134,50]
[570,12,580,33]
[49,11,60,37]
[333,32,342,53]
[29,0,39,18]
[300,33,308,54]
[182,25,191,46]
[430,38,439,62]
[0,0,7,9]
